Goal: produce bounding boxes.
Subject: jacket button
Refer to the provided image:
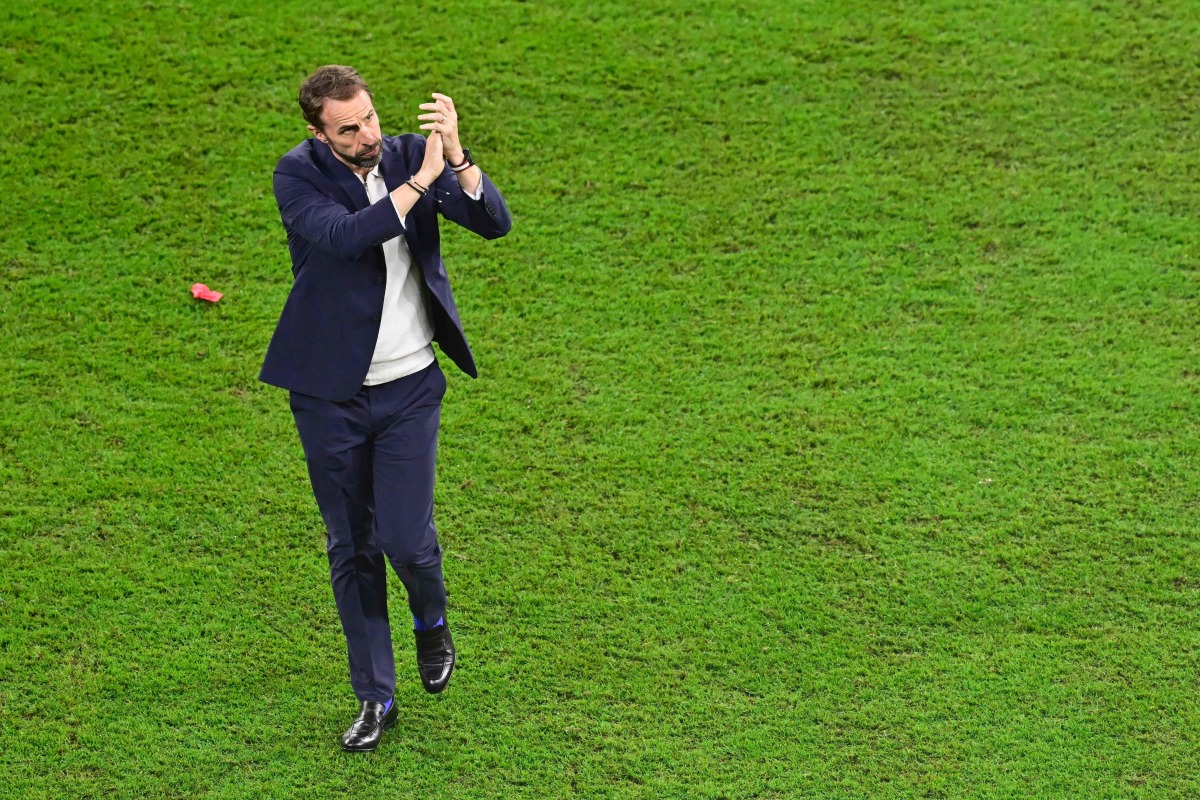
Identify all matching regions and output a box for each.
[371,314,381,322]
[376,276,385,285]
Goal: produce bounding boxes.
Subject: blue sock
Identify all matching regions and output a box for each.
[383,697,393,713]
[413,615,444,631]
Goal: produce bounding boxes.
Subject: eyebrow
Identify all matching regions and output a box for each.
[336,110,374,135]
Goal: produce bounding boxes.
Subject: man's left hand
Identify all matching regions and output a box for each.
[419,93,465,164]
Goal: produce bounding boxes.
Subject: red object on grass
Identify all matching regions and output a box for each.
[191,283,223,302]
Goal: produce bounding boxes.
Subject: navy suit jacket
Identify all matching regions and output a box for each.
[260,134,512,401]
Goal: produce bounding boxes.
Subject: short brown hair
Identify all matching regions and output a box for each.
[298,65,372,131]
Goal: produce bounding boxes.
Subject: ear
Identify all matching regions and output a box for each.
[307,124,325,143]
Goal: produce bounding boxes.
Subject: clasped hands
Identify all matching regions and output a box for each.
[413,92,468,187]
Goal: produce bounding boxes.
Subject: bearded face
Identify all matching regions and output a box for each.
[312,90,383,172]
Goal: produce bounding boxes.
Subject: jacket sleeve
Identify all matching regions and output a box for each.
[273,167,405,260]
[434,168,513,240]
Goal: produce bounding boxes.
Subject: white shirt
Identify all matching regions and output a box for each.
[362,164,437,384]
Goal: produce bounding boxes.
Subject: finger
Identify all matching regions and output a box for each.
[432,92,454,108]
[419,103,453,118]
[423,112,455,128]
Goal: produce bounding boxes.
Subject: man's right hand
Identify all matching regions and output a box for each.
[416,132,445,187]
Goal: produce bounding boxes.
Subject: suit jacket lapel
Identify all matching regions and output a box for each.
[381,143,407,194]
[312,138,370,211]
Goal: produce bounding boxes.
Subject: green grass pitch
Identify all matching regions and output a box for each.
[2,0,1199,797]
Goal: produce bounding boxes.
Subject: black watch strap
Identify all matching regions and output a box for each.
[449,148,474,172]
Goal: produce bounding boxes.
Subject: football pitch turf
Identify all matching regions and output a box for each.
[2,1,1199,797]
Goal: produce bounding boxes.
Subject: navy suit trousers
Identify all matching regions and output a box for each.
[289,360,448,702]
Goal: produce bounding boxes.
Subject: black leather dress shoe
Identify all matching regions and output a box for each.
[414,624,456,694]
[340,700,398,752]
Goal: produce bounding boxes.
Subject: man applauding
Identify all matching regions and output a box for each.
[260,65,511,751]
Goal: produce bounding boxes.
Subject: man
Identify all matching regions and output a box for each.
[260,65,511,752]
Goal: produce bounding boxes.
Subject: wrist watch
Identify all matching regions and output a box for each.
[448,148,475,172]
